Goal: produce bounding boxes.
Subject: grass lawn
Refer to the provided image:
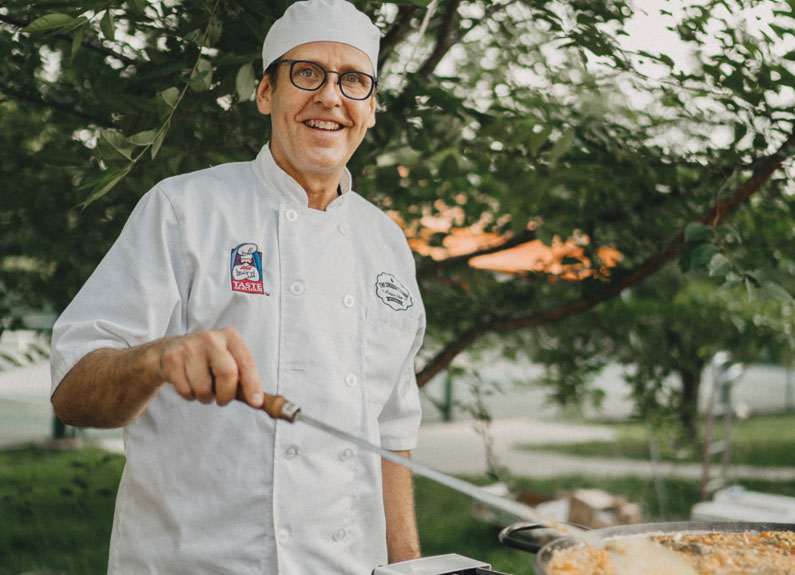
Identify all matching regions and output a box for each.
[0,446,123,575]
[518,413,795,467]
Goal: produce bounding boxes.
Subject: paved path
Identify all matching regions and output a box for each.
[3,361,795,484]
[412,418,795,482]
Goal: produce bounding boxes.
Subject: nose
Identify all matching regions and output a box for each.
[314,73,344,107]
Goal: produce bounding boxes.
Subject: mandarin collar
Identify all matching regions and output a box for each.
[255,144,352,210]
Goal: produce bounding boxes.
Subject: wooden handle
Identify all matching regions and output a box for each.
[235,389,301,422]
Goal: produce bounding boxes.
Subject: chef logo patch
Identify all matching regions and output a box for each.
[231,243,267,295]
[375,272,413,311]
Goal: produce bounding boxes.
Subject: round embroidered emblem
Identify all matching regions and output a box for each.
[375,272,413,311]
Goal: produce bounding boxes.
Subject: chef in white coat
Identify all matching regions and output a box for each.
[50,1,426,573]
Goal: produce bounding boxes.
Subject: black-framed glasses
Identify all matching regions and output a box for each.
[272,59,377,101]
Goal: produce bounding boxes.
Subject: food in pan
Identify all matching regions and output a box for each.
[545,530,795,575]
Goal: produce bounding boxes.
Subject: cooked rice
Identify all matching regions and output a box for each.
[545,531,795,575]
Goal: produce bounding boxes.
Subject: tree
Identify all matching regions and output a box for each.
[1,1,793,435]
[532,265,794,443]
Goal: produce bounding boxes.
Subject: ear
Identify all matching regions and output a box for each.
[256,75,273,116]
[366,94,376,128]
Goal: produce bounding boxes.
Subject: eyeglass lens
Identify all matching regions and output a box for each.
[289,61,374,100]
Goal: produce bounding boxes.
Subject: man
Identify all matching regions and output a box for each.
[49,1,425,573]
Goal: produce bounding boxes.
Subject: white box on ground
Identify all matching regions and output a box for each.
[691,485,795,523]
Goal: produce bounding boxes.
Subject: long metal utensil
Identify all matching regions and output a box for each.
[243,392,602,547]
[242,392,697,575]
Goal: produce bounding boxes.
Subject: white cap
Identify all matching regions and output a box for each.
[262,0,380,75]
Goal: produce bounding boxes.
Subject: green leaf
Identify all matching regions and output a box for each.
[100,130,134,160]
[547,128,576,166]
[744,277,759,301]
[708,253,732,277]
[100,10,116,41]
[189,59,213,92]
[529,125,553,156]
[684,222,711,243]
[760,281,795,304]
[151,122,170,160]
[744,270,762,288]
[235,62,256,102]
[160,87,180,109]
[688,243,719,270]
[70,23,85,63]
[126,0,147,13]
[82,166,131,207]
[24,13,75,33]
[125,130,157,146]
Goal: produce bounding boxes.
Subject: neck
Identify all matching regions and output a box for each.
[301,176,342,210]
[268,146,344,211]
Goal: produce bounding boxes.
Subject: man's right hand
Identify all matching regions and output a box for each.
[158,327,265,408]
[52,327,264,429]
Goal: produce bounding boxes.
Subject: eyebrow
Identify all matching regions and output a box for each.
[291,55,373,75]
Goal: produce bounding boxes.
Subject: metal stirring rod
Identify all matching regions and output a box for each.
[244,392,605,549]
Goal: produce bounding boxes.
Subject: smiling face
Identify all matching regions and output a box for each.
[257,41,376,206]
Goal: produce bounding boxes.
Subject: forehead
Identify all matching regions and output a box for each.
[283,41,374,74]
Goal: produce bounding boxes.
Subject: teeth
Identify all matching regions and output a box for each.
[305,119,341,131]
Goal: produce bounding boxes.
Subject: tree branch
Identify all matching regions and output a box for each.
[0,86,109,126]
[0,14,138,66]
[415,0,523,79]
[378,5,420,72]
[416,127,795,387]
[417,0,461,78]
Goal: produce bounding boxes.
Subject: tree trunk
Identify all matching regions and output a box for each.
[677,365,702,444]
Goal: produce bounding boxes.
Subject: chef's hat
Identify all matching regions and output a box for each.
[262,0,380,75]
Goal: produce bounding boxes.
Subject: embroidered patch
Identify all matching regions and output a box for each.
[375,272,413,311]
[230,243,267,295]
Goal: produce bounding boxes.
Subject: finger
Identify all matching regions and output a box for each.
[207,342,239,406]
[223,328,263,407]
[183,334,216,404]
[161,343,195,401]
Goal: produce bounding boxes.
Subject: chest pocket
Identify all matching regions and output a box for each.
[363,306,420,407]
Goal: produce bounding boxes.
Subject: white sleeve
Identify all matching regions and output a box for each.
[49,186,189,394]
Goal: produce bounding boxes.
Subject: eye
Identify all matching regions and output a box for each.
[295,65,318,79]
[341,72,363,85]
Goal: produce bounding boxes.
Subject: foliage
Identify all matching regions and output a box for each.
[530,264,795,440]
[1,1,794,431]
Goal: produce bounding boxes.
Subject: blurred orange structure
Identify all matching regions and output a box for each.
[391,200,622,281]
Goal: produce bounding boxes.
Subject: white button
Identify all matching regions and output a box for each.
[284,445,299,459]
[343,294,355,308]
[345,374,358,387]
[339,448,354,461]
[277,528,290,543]
[285,209,298,222]
[290,281,304,295]
[332,528,347,542]
[338,224,347,235]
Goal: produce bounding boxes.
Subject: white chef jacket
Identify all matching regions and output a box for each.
[50,145,425,575]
